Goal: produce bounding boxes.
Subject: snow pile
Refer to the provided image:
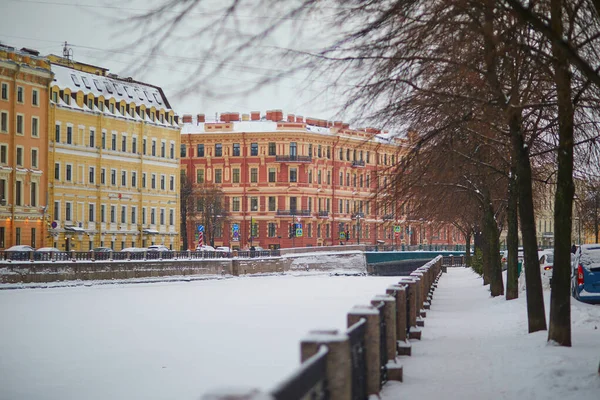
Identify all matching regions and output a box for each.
[284,250,366,272]
[381,268,600,400]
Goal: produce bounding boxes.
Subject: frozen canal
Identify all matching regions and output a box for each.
[0,274,403,400]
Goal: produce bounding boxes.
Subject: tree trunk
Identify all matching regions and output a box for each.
[506,166,519,300]
[465,231,472,266]
[180,202,188,250]
[510,109,547,333]
[548,0,573,346]
[481,216,491,285]
[484,201,504,297]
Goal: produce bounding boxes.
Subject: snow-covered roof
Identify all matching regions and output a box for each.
[51,63,172,112]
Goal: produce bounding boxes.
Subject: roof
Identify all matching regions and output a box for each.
[51,63,172,112]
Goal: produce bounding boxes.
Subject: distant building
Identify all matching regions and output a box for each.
[47,55,181,251]
[180,110,465,249]
[0,45,53,249]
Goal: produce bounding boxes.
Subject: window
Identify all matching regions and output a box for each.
[32,89,39,106]
[142,208,146,224]
[268,223,276,238]
[268,196,276,211]
[31,149,38,168]
[132,172,137,188]
[317,170,321,184]
[67,126,72,144]
[89,130,95,148]
[131,207,137,224]
[359,175,363,188]
[180,144,186,157]
[0,178,5,204]
[232,197,240,212]
[102,131,106,149]
[121,171,127,186]
[366,174,370,188]
[52,91,57,102]
[233,143,240,156]
[214,169,222,183]
[318,145,322,158]
[308,144,313,158]
[132,137,137,154]
[268,168,276,183]
[327,146,331,159]
[251,143,258,156]
[197,144,204,157]
[308,170,312,184]
[54,201,60,221]
[346,149,350,160]
[151,174,156,189]
[0,144,6,164]
[16,115,23,135]
[87,98,93,109]
[15,147,23,167]
[143,138,146,155]
[268,142,276,156]
[290,197,297,211]
[110,169,116,185]
[339,148,343,160]
[121,135,127,152]
[290,142,297,157]
[15,227,21,245]
[161,142,165,158]
[290,168,297,183]
[100,168,106,185]
[215,143,222,157]
[111,133,117,151]
[0,111,7,133]
[346,173,350,186]
[17,86,23,103]
[65,202,72,221]
[160,175,165,190]
[196,169,204,184]
[151,208,156,224]
[169,209,174,225]
[1,83,7,100]
[110,205,116,223]
[250,197,258,212]
[366,151,370,163]
[169,175,174,191]
[251,168,258,183]
[30,182,37,207]
[142,173,146,188]
[232,168,240,183]
[151,140,156,156]
[89,204,95,222]
[31,117,39,137]
[89,167,95,184]
[54,163,60,180]
[121,206,127,223]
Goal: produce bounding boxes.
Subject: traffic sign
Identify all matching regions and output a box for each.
[198,225,204,233]
[394,225,401,233]
[339,232,345,240]
[51,221,58,229]
[296,228,303,237]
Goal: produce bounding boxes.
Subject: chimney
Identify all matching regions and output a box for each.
[342,123,350,129]
[296,115,303,123]
[287,114,295,122]
[251,111,260,121]
[229,112,240,122]
[197,114,205,123]
[334,121,343,128]
[242,113,250,121]
[266,110,274,121]
[273,109,283,121]
[220,113,229,123]
[182,114,193,124]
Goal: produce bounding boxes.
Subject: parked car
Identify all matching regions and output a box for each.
[6,245,34,252]
[196,245,215,252]
[35,247,62,253]
[501,248,525,273]
[147,244,170,252]
[120,247,146,252]
[215,246,231,253]
[572,244,600,304]
[5,245,35,260]
[539,250,554,285]
[92,247,112,252]
[253,246,265,252]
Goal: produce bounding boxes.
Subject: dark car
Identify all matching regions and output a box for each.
[572,244,600,304]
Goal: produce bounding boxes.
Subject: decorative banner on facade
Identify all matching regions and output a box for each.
[232,223,240,242]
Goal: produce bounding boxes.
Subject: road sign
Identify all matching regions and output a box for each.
[198,225,204,233]
[232,223,239,242]
[394,231,400,238]
[51,221,58,229]
[296,228,303,237]
[296,216,301,223]
[339,232,345,240]
[394,225,401,233]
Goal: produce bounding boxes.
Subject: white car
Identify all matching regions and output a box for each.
[539,250,554,278]
[196,245,215,252]
[147,244,170,252]
[121,247,146,252]
[215,246,231,253]
[6,245,34,252]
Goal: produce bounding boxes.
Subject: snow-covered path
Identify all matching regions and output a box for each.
[382,268,600,400]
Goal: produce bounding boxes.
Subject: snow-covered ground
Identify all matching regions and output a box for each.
[0,274,402,400]
[382,268,600,400]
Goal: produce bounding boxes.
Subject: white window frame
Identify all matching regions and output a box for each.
[31,148,38,169]
[16,86,24,104]
[88,203,96,222]
[66,124,73,144]
[66,163,73,182]
[65,201,73,221]
[32,88,39,106]
[31,116,39,137]
[16,113,24,135]
[0,82,8,101]
[15,146,24,167]
[89,166,95,184]
[0,143,7,164]
[54,201,61,221]
[0,111,8,133]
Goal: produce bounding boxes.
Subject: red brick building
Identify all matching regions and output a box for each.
[180,110,463,249]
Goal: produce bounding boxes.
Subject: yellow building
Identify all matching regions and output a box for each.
[47,56,181,251]
[0,45,53,249]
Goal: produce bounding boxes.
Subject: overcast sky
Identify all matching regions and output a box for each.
[1,0,342,120]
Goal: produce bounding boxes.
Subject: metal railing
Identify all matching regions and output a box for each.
[442,255,465,267]
[347,318,367,400]
[352,160,365,167]
[271,345,329,400]
[365,244,467,252]
[275,209,312,217]
[317,211,329,218]
[0,249,280,262]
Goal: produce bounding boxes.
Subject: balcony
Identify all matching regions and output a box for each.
[542,231,554,238]
[275,155,312,163]
[276,209,311,217]
[318,211,329,218]
[352,212,365,219]
[351,160,365,167]
[382,214,394,220]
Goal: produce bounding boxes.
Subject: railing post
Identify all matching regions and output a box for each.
[410,270,426,324]
[386,284,410,355]
[301,330,351,400]
[398,277,420,340]
[90,250,95,262]
[71,250,76,262]
[371,295,396,362]
[347,306,380,397]
[187,249,191,259]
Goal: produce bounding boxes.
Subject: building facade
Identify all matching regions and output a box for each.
[181,110,465,250]
[0,45,53,249]
[47,56,181,251]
